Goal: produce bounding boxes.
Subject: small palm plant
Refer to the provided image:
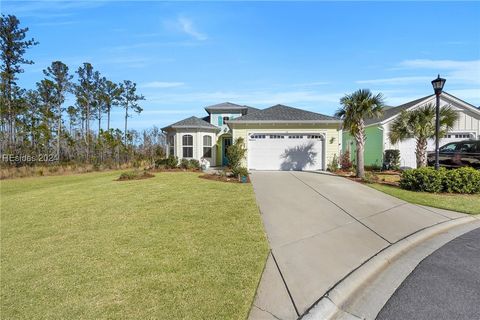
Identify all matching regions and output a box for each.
[335,89,385,178]
[388,103,458,168]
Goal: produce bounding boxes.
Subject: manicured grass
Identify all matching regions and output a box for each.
[1,171,269,319]
[369,183,480,215]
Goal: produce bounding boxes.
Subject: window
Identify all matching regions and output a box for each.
[454,134,470,139]
[251,134,266,139]
[288,135,303,139]
[269,135,284,139]
[439,143,458,153]
[308,135,322,139]
[223,116,230,123]
[182,135,193,158]
[459,142,476,153]
[203,135,212,158]
[168,135,175,156]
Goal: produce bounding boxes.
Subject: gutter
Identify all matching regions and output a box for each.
[226,120,342,125]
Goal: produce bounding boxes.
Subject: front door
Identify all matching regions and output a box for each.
[222,137,232,166]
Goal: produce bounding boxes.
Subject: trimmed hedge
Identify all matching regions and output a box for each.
[400,167,480,194]
[443,167,480,194]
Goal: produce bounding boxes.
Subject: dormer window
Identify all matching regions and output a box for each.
[223,116,230,123]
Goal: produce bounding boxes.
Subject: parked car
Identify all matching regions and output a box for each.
[427,140,480,169]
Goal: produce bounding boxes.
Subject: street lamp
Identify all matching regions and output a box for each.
[431,74,446,170]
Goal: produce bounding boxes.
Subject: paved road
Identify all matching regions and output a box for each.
[377,227,480,320]
[247,171,465,320]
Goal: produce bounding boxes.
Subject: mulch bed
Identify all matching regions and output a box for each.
[199,174,251,184]
[335,170,401,187]
[116,172,155,181]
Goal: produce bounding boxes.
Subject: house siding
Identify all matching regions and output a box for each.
[342,126,384,167]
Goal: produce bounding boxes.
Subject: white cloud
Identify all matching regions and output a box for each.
[141,81,185,88]
[356,76,432,85]
[177,17,208,41]
[399,59,480,85]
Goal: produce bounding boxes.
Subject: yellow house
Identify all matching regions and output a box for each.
[163,103,342,171]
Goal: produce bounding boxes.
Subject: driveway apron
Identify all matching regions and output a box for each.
[248,171,460,320]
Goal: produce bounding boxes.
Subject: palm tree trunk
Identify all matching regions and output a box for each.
[415,138,428,168]
[356,138,365,178]
[355,121,366,178]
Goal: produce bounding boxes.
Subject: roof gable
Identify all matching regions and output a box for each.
[228,104,340,123]
[366,92,480,127]
[364,94,434,126]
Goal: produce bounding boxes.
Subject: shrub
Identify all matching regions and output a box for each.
[179,158,190,169]
[400,167,446,193]
[339,150,353,170]
[188,159,200,170]
[232,166,248,178]
[118,170,154,181]
[226,138,247,172]
[155,158,167,168]
[327,154,339,172]
[119,171,138,180]
[165,155,178,169]
[443,167,480,194]
[383,149,400,171]
[362,171,378,184]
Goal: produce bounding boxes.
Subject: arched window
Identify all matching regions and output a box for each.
[182,135,193,158]
[203,135,212,158]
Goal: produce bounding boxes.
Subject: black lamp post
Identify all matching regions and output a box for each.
[431,74,446,170]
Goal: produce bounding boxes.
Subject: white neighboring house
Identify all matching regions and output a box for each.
[343,92,480,169]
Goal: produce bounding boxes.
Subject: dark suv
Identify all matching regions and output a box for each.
[427,140,480,169]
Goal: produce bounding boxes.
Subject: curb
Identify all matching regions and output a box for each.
[301,216,479,320]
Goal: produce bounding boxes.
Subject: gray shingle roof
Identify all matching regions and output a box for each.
[162,116,219,131]
[204,102,260,115]
[205,102,246,112]
[364,94,434,126]
[228,104,340,123]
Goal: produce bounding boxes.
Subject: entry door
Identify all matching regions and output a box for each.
[222,137,232,166]
[248,133,324,171]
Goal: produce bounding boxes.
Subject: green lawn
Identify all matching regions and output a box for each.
[369,183,480,215]
[1,171,269,319]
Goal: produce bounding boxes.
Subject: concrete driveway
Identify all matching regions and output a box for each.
[248,171,466,320]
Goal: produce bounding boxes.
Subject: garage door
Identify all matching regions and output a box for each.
[398,132,476,168]
[248,133,324,171]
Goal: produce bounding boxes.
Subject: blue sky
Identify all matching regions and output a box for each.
[3,1,480,130]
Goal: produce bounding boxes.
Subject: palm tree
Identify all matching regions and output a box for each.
[388,103,458,168]
[335,89,385,178]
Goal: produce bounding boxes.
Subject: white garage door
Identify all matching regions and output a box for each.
[398,132,476,169]
[248,133,324,171]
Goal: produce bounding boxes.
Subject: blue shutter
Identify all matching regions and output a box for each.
[218,116,223,126]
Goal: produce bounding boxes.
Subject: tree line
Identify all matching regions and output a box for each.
[1,14,165,167]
